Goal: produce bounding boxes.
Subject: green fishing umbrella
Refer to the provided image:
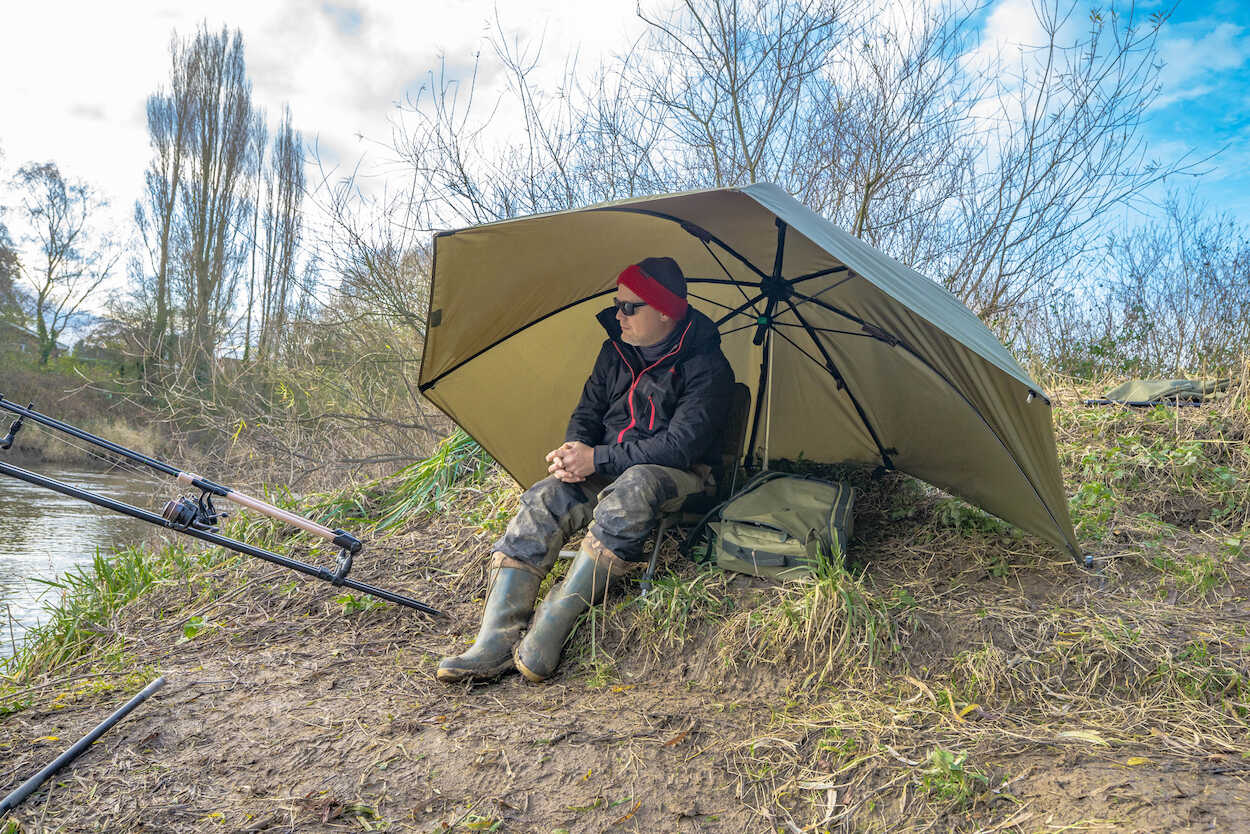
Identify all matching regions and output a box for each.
[418,183,1081,563]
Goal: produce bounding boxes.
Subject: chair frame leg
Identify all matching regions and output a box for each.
[640,514,674,596]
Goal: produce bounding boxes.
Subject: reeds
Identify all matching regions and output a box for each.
[310,428,495,532]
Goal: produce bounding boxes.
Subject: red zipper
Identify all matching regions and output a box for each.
[614,322,693,443]
[648,396,655,430]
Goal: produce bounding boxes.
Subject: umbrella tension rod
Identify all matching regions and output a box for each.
[0,395,360,555]
[779,297,897,473]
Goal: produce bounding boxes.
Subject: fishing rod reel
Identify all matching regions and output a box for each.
[161,491,228,533]
[0,401,32,451]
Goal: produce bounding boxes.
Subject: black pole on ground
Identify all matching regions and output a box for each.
[0,677,167,815]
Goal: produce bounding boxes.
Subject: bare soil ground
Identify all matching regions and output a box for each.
[3,381,1250,833]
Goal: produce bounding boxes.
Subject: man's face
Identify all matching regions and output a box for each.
[615,284,674,347]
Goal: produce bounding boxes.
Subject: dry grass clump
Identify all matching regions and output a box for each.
[713,555,897,687]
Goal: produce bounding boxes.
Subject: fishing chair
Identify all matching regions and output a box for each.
[641,382,752,592]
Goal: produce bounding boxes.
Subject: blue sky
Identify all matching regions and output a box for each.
[0,0,1246,256]
[1136,0,1250,223]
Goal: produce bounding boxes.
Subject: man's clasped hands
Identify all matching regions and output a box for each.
[546,441,595,483]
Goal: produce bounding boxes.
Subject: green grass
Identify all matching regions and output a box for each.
[717,549,895,685]
[634,564,734,648]
[0,541,229,685]
[0,431,496,695]
[917,747,990,807]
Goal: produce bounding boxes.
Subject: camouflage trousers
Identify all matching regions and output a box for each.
[492,464,709,570]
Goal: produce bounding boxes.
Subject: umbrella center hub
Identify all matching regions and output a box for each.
[760,275,793,303]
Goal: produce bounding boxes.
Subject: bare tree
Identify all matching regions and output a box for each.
[634,0,854,190]
[174,25,262,383]
[0,148,29,327]
[256,105,305,362]
[11,162,118,364]
[394,0,1187,338]
[1104,192,1250,372]
[133,32,194,377]
[942,0,1183,331]
[242,117,267,363]
[127,24,262,386]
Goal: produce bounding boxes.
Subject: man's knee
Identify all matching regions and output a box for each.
[593,466,679,533]
[599,465,679,507]
[521,475,578,505]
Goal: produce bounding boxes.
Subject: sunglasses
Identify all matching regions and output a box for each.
[614,298,649,316]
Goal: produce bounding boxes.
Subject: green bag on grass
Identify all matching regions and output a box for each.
[1084,378,1229,406]
[701,472,855,581]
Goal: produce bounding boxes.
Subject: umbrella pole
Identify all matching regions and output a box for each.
[764,329,775,470]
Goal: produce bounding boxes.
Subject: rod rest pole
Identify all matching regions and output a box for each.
[0,677,166,814]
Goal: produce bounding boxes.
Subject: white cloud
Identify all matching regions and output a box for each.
[1152,21,1250,110]
[0,0,643,238]
[959,0,1049,80]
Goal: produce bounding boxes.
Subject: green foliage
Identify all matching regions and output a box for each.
[1070,481,1116,537]
[917,747,989,806]
[816,727,865,771]
[180,615,210,641]
[334,593,386,615]
[1,541,228,683]
[373,429,494,528]
[636,565,734,647]
[934,498,1012,537]
[459,485,518,536]
[312,429,496,533]
[582,654,618,690]
[1148,550,1227,599]
[1062,409,1250,537]
[1149,640,1248,703]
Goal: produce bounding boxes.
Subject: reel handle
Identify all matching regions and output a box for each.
[0,402,32,451]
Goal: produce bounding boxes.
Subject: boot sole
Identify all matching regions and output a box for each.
[436,660,515,683]
[513,652,550,683]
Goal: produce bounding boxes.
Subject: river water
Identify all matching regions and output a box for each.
[0,464,165,657]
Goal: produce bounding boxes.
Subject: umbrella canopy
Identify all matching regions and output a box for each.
[418,183,1081,563]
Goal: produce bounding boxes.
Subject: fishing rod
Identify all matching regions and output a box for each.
[0,394,441,617]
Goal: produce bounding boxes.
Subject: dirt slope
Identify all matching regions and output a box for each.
[3,381,1250,833]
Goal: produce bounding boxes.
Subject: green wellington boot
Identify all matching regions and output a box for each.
[513,533,637,682]
[438,558,542,683]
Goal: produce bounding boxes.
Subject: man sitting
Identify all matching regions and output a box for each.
[438,256,735,683]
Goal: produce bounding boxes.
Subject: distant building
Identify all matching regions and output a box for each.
[72,341,125,364]
[0,321,68,358]
[0,321,41,355]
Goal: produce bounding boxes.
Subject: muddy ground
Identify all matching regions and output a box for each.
[3,512,1249,833]
[3,391,1250,833]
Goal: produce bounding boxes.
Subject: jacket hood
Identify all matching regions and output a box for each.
[595,305,722,357]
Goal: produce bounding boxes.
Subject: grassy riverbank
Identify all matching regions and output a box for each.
[1,369,1249,832]
[0,364,170,469]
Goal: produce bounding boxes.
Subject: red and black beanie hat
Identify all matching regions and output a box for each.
[616,257,689,319]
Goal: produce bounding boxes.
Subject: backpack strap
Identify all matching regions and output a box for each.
[678,470,784,562]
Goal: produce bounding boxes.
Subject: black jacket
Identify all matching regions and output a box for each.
[566,306,735,477]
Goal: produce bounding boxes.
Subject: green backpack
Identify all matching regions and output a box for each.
[686,472,856,581]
